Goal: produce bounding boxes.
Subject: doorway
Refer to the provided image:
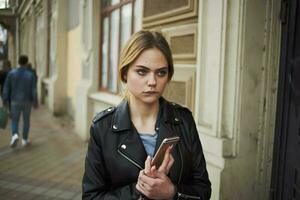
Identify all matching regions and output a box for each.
[271,0,300,199]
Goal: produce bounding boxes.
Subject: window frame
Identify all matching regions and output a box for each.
[99,0,135,93]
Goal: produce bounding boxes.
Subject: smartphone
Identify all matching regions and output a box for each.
[152,136,180,168]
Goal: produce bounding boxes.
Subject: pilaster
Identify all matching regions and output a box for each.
[196,0,281,199]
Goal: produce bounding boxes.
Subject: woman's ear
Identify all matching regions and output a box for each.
[121,66,128,83]
[123,74,127,83]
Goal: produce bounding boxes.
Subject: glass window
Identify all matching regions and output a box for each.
[0,0,10,8]
[101,0,109,8]
[109,10,120,92]
[111,0,120,5]
[121,4,132,49]
[100,0,135,93]
[101,17,109,88]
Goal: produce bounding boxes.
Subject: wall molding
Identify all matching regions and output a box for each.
[163,64,195,111]
[143,0,197,28]
[162,24,197,63]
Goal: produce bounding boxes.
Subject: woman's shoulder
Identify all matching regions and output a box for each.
[167,101,192,115]
[161,99,193,123]
[92,106,116,124]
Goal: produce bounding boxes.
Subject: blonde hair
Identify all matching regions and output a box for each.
[119,30,174,83]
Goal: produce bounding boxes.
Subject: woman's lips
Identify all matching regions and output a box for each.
[143,91,158,95]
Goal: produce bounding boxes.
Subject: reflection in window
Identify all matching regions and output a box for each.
[101,0,109,8]
[0,0,10,8]
[121,4,132,49]
[111,0,120,5]
[100,0,135,93]
[109,10,119,92]
[101,17,109,88]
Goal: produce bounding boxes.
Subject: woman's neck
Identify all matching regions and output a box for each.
[129,97,159,134]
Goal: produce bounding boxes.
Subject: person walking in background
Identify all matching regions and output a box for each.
[0,60,12,116]
[0,59,11,97]
[3,55,38,148]
[26,62,38,83]
[26,62,38,104]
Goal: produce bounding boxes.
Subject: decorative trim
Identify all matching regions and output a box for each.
[163,64,195,112]
[81,0,93,76]
[34,0,44,16]
[254,0,281,198]
[196,0,229,136]
[89,92,122,107]
[143,0,197,28]
[162,24,197,62]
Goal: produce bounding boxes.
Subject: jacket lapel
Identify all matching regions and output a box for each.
[154,98,181,152]
[117,128,148,169]
[154,99,183,183]
[111,97,183,182]
[112,100,147,169]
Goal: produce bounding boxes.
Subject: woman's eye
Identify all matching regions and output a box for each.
[157,70,168,77]
[136,69,147,76]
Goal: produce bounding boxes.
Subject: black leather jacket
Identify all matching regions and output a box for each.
[82,98,211,200]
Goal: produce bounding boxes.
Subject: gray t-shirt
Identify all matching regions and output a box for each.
[139,132,158,157]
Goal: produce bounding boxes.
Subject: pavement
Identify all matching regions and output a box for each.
[0,106,87,200]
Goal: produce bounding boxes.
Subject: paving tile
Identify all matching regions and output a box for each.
[43,188,63,197]
[57,191,77,199]
[17,184,35,192]
[30,186,49,195]
[73,193,82,200]
[0,180,8,187]
[0,106,85,199]
[5,181,21,189]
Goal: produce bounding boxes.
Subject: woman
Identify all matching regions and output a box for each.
[82,30,211,199]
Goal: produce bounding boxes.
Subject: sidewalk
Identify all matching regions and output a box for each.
[0,106,87,200]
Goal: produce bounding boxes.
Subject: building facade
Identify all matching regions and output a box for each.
[0,0,284,199]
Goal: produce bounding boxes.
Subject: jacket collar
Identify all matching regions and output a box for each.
[111,99,132,132]
[111,97,180,132]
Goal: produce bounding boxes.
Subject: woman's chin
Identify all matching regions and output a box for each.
[139,96,160,105]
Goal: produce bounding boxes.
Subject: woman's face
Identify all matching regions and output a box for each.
[126,48,169,105]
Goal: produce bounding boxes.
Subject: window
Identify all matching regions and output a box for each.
[100,0,135,93]
[0,0,10,9]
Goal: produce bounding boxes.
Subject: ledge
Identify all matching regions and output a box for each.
[199,133,235,158]
[89,92,122,106]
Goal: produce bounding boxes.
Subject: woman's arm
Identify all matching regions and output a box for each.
[82,125,142,200]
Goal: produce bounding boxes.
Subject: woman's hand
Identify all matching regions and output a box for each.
[136,146,176,199]
[136,170,176,199]
[144,145,174,176]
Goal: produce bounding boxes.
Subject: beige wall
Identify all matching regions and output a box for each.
[66,26,82,116]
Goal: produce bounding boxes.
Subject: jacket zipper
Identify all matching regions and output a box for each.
[177,192,201,199]
[178,145,183,184]
[117,149,143,170]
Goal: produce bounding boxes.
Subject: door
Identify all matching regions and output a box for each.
[271,0,300,199]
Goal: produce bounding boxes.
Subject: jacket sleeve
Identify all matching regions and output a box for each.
[82,125,142,200]
[175,112,212,200]
[31,75,37,105]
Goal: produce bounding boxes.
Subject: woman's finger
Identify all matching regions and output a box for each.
[158,145,172,173]
[166,154,174,173]
[144,156,152,175]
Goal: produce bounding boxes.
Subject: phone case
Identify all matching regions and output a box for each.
[152,136,180,168]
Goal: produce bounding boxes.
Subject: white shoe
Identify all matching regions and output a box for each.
[22,139,30,147]
[10,134,19,148]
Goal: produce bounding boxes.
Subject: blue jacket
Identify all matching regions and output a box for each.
[3,66,37,104]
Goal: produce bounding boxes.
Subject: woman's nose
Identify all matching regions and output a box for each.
[147,74,157,87]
